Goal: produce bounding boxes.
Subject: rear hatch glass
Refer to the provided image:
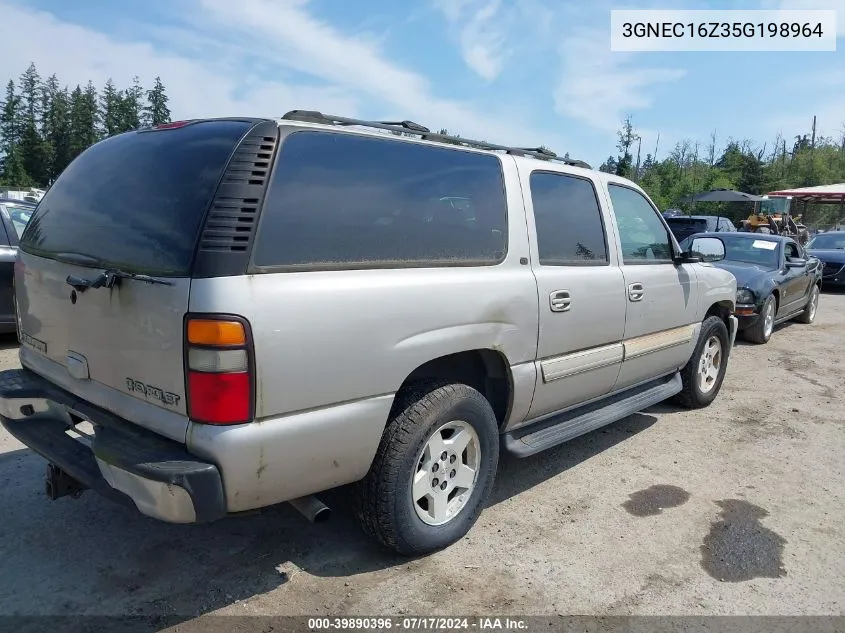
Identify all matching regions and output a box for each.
[666,218,709,241]
[16,120,253,428]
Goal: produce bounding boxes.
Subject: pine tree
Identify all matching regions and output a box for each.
[145,76,170,126]
[0,145,32,187]
[42,74,72,180]
[118,75,145,132]
[99,78,122,138]
[0,79,21,155]
[0,79,22,183]
[69,82,100,160]
[17,63,50,185]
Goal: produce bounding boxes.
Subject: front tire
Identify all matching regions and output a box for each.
[354,382,499,555]
[743,294,776,344]
[674,316,729,409]
[796,284,819,324]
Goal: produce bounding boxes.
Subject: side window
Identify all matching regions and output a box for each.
[529,172,608,265]
[607,184,673,264]
[251,130,508,270]
[785,242,800,260]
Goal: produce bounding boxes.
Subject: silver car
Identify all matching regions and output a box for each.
[0,111,738,555]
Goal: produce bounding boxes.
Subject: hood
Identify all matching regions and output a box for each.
[807,248,845,263]
[712,260,773,287]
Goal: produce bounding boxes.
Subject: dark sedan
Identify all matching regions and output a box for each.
[805,231,845,287]
[680,232,822,344]
[0,198,36,333]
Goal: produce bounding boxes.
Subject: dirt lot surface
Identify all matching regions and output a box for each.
[0,291,843,626]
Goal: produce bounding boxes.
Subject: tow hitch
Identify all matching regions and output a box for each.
[45,464,87,500]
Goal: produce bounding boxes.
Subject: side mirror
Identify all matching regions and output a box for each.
[785,258,807,268]
[681,236,726,263]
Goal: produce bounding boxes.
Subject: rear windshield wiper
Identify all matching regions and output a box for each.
[66,268,173,293]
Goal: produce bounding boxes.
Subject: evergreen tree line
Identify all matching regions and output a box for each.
[0,62,171,188]
[601,115,845,228]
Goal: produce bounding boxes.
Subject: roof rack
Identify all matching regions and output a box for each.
[281,110,592,169]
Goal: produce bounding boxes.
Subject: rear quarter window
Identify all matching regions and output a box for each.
[250,130,508,270]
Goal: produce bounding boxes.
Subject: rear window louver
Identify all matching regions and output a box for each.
[192,121,279,278]
[199,125,279,254]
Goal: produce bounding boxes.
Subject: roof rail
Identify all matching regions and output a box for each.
[280,110,592,169]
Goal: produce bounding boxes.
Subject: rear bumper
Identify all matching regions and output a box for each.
[0,368,226,524]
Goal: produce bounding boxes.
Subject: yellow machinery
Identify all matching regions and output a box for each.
[742,195,809,245]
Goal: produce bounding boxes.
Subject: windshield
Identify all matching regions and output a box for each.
[4,204,34,239]
[759,197,790,215]
[719,235,781,268]
[806,233,845,250]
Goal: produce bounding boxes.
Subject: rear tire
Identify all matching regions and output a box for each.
[674,316,729,409]
[354,382,499,556]
[743,294,776,344]
[796,284,819,324]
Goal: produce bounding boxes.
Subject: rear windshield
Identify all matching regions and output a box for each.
[251,130,508,270]
[20,120,253,276]
[3,204,34,241]
[666,217,708,240]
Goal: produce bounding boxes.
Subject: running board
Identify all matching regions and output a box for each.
[503,372,682,458]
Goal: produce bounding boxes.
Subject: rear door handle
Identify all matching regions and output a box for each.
[627,282,644,302]
[549,290,571,312]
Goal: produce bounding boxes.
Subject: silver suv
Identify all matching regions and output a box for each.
[0,111,738,555]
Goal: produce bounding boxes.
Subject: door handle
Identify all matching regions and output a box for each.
[627,282,644,302]
[549,290,571,312]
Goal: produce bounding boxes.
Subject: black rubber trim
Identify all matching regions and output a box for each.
[191,120,281,279]
[2,415,136,509]
[502,372,682,458]
[0,368,227,523]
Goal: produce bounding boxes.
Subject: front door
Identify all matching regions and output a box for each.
[521,167,627,422]
[604,182,700,391]
[780,239,813,313]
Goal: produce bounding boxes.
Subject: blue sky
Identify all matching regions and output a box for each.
[1,0,843,168]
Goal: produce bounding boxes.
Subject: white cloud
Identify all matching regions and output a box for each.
[0,0,557,149]
[434,0,510,80]
[0,1,361,119]
[191,0,553,144]
[554,31,685,132]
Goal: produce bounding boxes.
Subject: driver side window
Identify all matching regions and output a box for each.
[785,242,801,260]
[607,184,673,264]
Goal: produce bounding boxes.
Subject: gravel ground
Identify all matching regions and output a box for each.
[0,290,843,625]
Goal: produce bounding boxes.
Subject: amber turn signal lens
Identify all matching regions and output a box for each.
[187,319,246,346]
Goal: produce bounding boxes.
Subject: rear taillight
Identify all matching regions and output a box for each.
[185,315,254,425]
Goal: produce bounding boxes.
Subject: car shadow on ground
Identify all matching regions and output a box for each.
[0,410,658,619]
[0,333,19,351]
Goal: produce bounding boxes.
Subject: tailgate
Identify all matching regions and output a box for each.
[16,253,191,418]
[13,118,262,440]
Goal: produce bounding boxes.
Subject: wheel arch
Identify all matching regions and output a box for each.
[395,349,514,429]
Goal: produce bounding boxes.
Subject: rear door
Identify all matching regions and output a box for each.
[520,166,627,420]
[15,119,258,441]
